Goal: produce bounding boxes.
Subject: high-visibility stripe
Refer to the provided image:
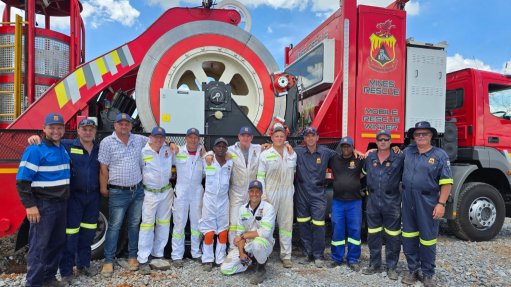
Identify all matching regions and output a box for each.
[279,228,292,238]
[143,155,154,162]
[266,154,278,160]
[66,227,80,235]
[260,222,273,230]
[96,57,108,75]
[347,237,361,245]
[176,154,187,160]
[331,240,345,246]
[312,220,325,226]
[19,161,38,172]
[230,154,238,159]
[368,226,383,234]
[144,184,171,193]
[75,67,86,88]
[55,81,68,108]
[256,172,266,180]
[420,238,437,246]
[140,223,154,230]
[221,265,237,275]
[362,168,367,175]
[402,231,419,238]
[205,166,216,171]
[384,228,401,236]
[32,179,70,187]
[296,216,311,223]
[254,237,269,248]
[191,229,201,237]
[70,148,84,155]
[241,211,251,219]
[111,50,121,65]
[229,225,245,232]
[172,232,185,239]
[439,178,454,185]
[80,222,97,229]
[156,219,170,225]
[20,161,70,172]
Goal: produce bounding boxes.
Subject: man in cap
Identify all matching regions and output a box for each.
[401,121,452,287]
[137,126,175,273]
[327,136,365,271]
[361,130,404,280]
[171,127,206,267]
[99,113,148,276]
[257,122,297,268]
[17,113,71,286]
[294,127,337,268]
[199,137,233,271]
[220,180,276,285]
[28,118,101,283]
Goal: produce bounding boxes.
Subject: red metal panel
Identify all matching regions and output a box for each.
[0,165,24,237]
[354,5,406,149]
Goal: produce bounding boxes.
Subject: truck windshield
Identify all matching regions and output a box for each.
[489,84,511,120]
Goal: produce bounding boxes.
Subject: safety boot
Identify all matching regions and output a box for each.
[314,259,325,268]
[281,259,292,268]
[203,262,213,272]
[42,279,68,287]
[128,258,139,271]
[362,265,382,275]
[423,275,437,287]
[173,259,184,268]
[401,271,418,285]
[250,262,267,285]
[101,263,113,278]
[386,269,399,280]
[348,263,361,272]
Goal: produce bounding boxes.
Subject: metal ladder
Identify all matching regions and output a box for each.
[0,15,25,120]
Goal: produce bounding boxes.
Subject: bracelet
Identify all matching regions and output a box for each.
[437,202,446,207]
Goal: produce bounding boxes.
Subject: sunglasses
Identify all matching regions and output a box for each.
[79,119,96,127]
[413,132,432,138]
[376,137,391,142]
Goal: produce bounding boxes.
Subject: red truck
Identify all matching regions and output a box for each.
[0,0,509,258]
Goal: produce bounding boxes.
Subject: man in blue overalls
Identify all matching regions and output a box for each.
[401,121,453,287]
[294,127,336,268]
[362,130,404,280]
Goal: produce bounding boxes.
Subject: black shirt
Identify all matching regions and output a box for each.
[328,154,364,201]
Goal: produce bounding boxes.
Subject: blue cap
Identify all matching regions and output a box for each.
[78,118,97,128]
[44,113,64,126]
[303,127,318,136]
[339,136,354,147]
[214,137,228,146]
[186,127,200,136]
[376,129,391,139]
[115,113,132,123]
[151,126,166,137]
[239,126,253,135]
[407,121,438,139]
[248,180,263,191]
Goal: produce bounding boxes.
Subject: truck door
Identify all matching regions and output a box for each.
[484,80,511,152]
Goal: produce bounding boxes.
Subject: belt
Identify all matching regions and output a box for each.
[107,182,142,191]
[144,183,172,193]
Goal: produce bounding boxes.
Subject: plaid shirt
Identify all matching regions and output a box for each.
[98,132,148,187]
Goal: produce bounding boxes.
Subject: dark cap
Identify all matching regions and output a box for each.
[407,121,438,139]
[376,129,391,139]
[272,123,285,134]
[186,127,200,136]
[239,126,253,135]
[44,113,64,126]
[248,180,263,191]
[339,136,354,147]
[303,127,318,136]
[78,118,97,128]
[151,126,166,137]
[115,113,132,123]
[214,137,228,146]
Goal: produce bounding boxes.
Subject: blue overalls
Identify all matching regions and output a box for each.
[401,145,453,277]
[294,145,335,259]
[363,151,404,270]
[59,138,100,277]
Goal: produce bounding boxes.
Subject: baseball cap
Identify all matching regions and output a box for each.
[78,118,97,128]
[248,180,263,191]
[339,136,354,147]
[44,113,64,126]
[376,129,391,139]
[239,126,253,135]
[272,123,285,134]
[214,137,228,146]
[303,127,318,136]
[186,127,200,136]
[151,126,166,137]
[115,113,132,123]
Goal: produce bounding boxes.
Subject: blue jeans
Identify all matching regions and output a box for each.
[331,199,362,264]
[104,185,144,263]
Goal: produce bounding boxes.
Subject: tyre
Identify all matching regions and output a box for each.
[448,182,505,241]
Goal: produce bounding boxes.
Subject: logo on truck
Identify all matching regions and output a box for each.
[369,19,397,72]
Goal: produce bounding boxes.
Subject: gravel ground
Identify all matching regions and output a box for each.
[1,219,511,287]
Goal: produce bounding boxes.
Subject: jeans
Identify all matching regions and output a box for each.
[104,185,144,263]
[331,199,362,264]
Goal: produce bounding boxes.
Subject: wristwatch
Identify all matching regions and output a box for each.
[437,202,446,207]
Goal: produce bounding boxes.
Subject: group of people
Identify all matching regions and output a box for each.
[16,111,452,287]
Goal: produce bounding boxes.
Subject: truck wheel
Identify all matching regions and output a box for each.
[448,182,505,241]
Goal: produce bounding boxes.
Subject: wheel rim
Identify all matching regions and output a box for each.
[91,211,108,251]
[468,196,497,229]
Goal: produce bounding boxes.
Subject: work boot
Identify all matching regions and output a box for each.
[139,263,152,275]
[314,259,325,268]
[281,259,292,268]
[386,269,399,281]
[173,259,184,268]
[77,266,96,277]
[202,262,213,272]
[250,262,267,285]
[298,255,313,265]
[362,265,382,275]
[401,271,418,285]
[328,260,342,268]
[42,279,68,287]
[128,258,139,271]
[423,275,437,287]
[101,263,113,278]
[348,263,361,272]
[59,276,73,285]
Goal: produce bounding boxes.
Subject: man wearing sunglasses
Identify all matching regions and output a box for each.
[361,130,404,280]
[401,121,453,287]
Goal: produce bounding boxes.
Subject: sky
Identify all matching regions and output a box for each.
[1,0,510,73]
